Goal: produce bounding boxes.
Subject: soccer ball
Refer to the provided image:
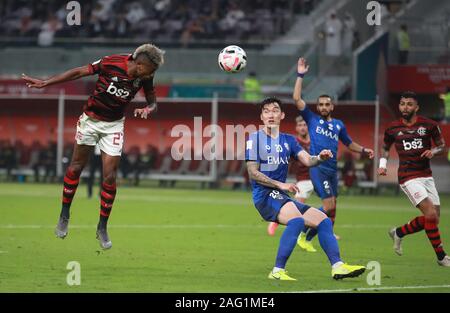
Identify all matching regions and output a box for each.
[218,45,247,73]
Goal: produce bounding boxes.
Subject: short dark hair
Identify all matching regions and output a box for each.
[258,97,283,112]
[317,94,333,101]
[400,91,418,101]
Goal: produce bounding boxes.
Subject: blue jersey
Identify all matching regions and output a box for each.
[245,130,303,204]
[299,106,352,174]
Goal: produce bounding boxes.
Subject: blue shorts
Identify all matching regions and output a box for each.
[310,167,338,200]
[254,189,310,222]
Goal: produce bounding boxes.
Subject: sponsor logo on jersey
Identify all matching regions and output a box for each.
[106,82,130,99]
[402,138,423,151]
[111,76,118,82]
[398,131,404,136]
[417,127,426,136]
[266,145,271,151]
[315,126,338,141]
[267,156,289,165]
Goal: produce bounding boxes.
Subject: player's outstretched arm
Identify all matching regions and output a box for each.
[347,142,374,159]
[246,161,299,193]
[297,149,333,167]
[22,65,92,89]
[292,57,309,111]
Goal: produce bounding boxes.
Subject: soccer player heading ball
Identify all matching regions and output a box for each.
[22,43,165,249]
[245,97,366,280]
[378,91,450,267]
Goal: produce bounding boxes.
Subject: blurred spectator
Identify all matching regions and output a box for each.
[342,152,356,189]
[397,24,410,64]
[29,141,43,182]
[219,2,245,32]
[325,12,343,57]
[439,86,450,124]
[342,12,355,56]
[37,14,62,46]
[43,141,57,183]
[0,0,324,44]
[242,71,262,102]
[180,17,205,48]
[0,141,18,181]
[126,1,146,26]
[113,13,130,38]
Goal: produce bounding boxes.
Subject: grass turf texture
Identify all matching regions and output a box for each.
[0,183,449,292]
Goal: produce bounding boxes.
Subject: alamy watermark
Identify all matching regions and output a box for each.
[367,1,382,26]
[366,261,381,286]
[170,117,259,161]
[66,261,81,286]
[66,1,81,26]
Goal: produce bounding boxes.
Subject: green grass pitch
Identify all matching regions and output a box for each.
[0,183,449,292]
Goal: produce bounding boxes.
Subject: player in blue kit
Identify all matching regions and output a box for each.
[293,58,374,245]
[245,97,366,280]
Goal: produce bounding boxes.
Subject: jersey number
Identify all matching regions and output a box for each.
[112,132,122,146]
[270,190,280,199]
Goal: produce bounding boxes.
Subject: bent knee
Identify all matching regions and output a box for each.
[103,173,117,185]
[67,164,83,176]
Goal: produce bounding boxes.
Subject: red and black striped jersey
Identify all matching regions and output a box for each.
[384,116,443,184]
[84,54,154,122]
[294,136,311,181]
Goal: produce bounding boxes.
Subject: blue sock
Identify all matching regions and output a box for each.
[317,218,342,265]
[275,217,305,269]
[305,207,325,241]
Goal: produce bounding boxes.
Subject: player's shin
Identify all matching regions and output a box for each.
[99,182,116,229]
[61,168,81,218]
[274,218,305,270]
[317,218,342,266]
[396,216,425,238]
[424,216,447,260]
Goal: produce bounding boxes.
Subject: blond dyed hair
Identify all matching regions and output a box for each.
[133,43,165,67]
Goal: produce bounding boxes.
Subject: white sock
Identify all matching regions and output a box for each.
[272,267,284,273]
[331,261,344,269]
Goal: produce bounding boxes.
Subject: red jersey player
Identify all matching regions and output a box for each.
[267,116,315,251]
[378,91,449,266]
[22,44,165,250]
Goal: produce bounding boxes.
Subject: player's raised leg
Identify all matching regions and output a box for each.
[96,151,120,250]
[301,206,365,280]
[389,214,424,256]
[55,143,93,238]
[268,202,305,281]
[417,198,449,266]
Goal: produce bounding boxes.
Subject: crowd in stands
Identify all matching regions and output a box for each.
[0,0,322,47]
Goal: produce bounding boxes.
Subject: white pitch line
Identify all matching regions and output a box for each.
[0,189,448,214]
[286,284,450,293]
[0,224,395,229]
